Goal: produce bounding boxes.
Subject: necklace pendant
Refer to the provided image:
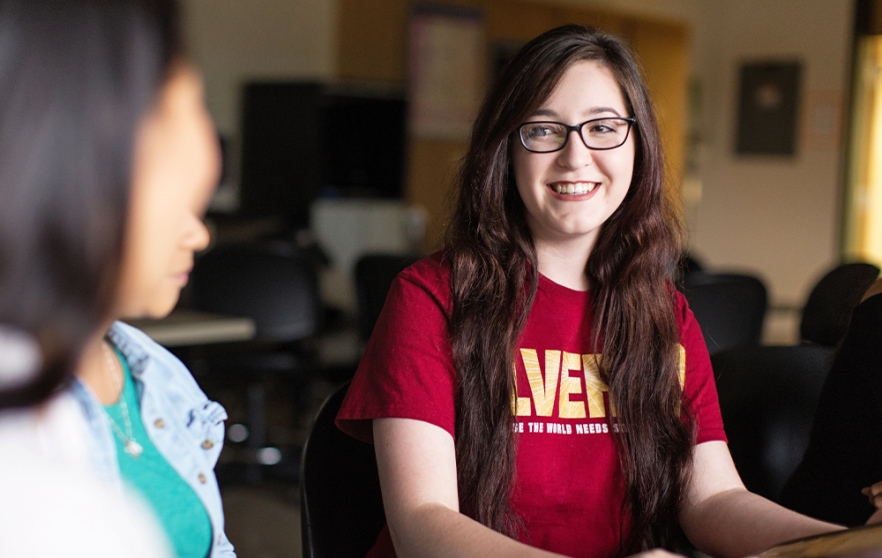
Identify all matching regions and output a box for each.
[124,439,143,458]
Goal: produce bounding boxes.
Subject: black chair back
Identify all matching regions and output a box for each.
[190,241,320,342]
[682,271,768,354]
[188,240,321,484]
[301,382,386,558]
[800,262,879,347]
[353,253,420,343]
[712,345,833,502]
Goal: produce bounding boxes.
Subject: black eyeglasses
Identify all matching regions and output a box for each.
[516,117,637,153]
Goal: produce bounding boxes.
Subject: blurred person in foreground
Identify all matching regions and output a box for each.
[781,277,882,527]
[0,0,234,556]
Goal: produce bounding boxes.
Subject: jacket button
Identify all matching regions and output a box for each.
[198,473,207,484]
[154,418,165,429]
[201,440,214,450]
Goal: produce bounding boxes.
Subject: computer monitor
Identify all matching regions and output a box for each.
[238,81,407,229]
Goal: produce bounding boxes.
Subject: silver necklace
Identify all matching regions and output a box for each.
[102,342,143,458]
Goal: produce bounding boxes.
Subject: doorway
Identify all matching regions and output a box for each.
[843,35,882,263]
[844,1,882,265]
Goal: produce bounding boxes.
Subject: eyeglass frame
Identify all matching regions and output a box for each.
[515,117,637,153]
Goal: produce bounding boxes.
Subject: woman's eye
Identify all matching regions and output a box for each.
[528,126,553,138]
[588,119,622,135]
[526,124,562,139]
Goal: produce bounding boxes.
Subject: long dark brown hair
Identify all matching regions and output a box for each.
[446,24,694,553]
[0,0,183,409]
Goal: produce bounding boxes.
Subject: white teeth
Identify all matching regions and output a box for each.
[553,183,597,195]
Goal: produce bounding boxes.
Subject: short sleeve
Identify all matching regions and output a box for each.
[336,255,458,444]
[676,291,728,445]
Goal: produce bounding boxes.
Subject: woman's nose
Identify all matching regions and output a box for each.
[183,214,212,252]
[556,130,594,169]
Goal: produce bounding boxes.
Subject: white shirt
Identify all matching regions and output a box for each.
[0,394,172,557]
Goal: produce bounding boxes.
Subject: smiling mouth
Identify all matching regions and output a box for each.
[551,182,598,195]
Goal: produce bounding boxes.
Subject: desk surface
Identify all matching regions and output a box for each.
[124,310,256,347]
[758,523,882,557]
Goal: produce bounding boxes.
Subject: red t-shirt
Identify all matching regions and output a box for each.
[337,253,727,558]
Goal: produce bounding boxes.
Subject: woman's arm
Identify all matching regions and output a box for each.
[373,417,565,558]
[374,418,683,558]
[680,441,843,558]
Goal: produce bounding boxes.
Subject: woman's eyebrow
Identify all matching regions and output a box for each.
[530,107,560,118]
[527,106,624,119]
[588,106,625,117]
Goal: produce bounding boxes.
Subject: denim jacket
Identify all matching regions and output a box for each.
[69,321,235,557]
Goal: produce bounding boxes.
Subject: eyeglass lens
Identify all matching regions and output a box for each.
[519,118,632,152]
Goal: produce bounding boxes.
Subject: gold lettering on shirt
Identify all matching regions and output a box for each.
[512,363,532,416]
[558,352,586,419]
[677,345,686,389]
[582,354,609,418]
[521,348,560,417]
[511,345,687,420]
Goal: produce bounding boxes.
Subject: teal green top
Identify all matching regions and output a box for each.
[105,348,213,558]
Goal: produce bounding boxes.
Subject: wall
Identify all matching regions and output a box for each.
[183,0,857,318]
[688,0,855,310]
[182,0,336,136]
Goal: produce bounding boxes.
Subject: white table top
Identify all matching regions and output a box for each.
[124,310,256,347]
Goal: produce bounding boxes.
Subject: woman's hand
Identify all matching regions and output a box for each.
[862,481,882,524]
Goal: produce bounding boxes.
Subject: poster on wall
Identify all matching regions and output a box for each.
[735,61,802,156]
[408,4,485,139]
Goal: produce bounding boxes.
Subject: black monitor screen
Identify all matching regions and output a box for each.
[238,81,407,228]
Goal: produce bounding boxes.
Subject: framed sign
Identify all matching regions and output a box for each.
[408,4,484,139]
[735,61,802,156]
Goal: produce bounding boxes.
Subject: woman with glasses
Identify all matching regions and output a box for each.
[0,1,234,556]
[337,25,848,557]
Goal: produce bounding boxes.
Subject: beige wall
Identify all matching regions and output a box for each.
[688,0,855,308]
[184,0,857,312]
[183,0,336,135]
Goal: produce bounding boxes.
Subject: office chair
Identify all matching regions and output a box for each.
[300,381,386,558]
[353,252,420,344]
[712,344,834,502]
[189,239,321,484]
[681,271,768,354]
[799,262,879,347]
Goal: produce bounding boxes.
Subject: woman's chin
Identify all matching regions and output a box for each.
[119,295,180,322]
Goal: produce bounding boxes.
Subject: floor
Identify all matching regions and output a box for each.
[211,377,345,558]
[223,483,302,558]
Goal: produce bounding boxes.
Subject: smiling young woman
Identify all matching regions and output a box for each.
[512,60,636,291]
[335,24,845,558]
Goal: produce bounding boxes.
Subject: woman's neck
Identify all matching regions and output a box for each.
[76,326,123,405]
[534,238,594,291]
